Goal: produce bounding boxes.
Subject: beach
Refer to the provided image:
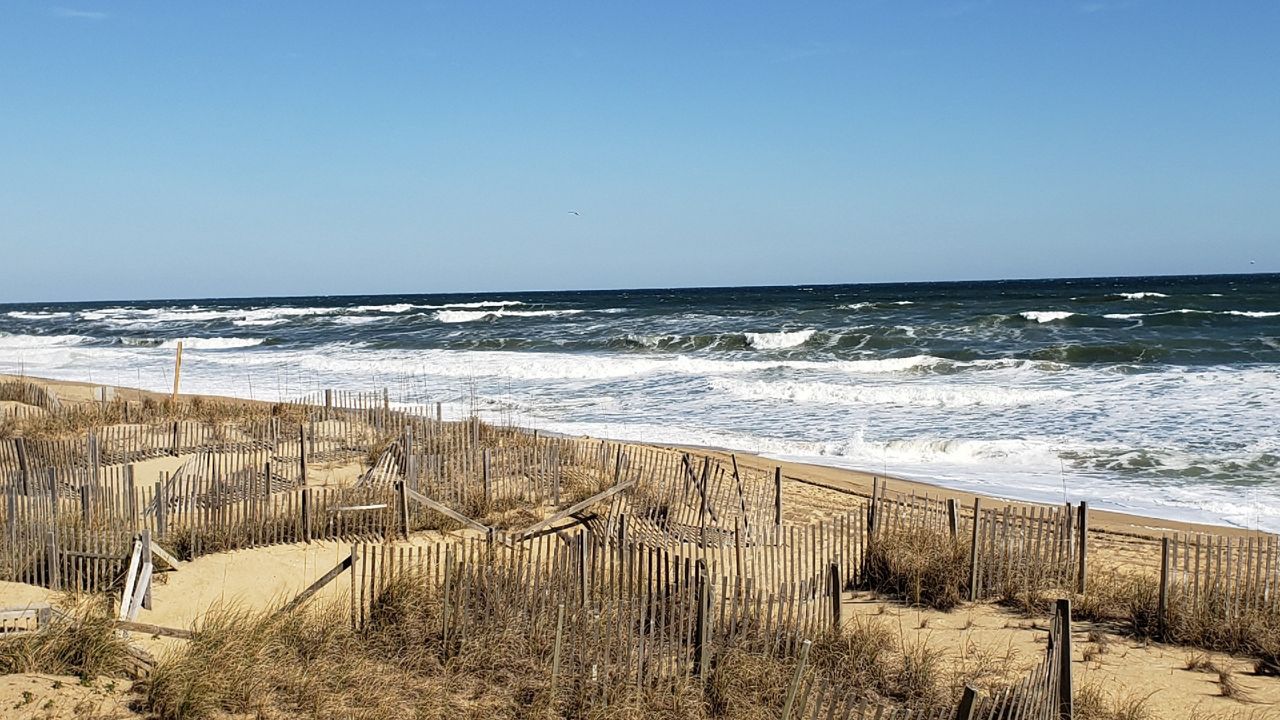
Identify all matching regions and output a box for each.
[2,373,1278,718]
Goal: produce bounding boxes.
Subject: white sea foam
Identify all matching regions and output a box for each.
[5,311,71,320]
[420,300,526,310]
[0,333,94,348]
[1119,292,1169,300]
[82,305,339,327]
[1019,311,1076,323]
[744,329,815,349]
[1105,309,1280,320]
[159,337,265,350]
[435,309,583,323]
[332,316,381,325]
[710,377,1072,408]
[1224,310,1280,318]
[351,303,415,314]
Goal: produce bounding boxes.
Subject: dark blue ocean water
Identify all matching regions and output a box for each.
[3,274,1278,529]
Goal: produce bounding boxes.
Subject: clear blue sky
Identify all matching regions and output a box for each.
[1,2,1276,302]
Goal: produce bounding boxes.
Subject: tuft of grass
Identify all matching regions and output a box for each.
[863,525,969,610]
[0,599,130,679]
[1074,680,1155,720]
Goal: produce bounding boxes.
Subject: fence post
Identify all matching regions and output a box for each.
[774,466,783,542]
[482,449,491,506]
[781,638,812,720]
[1157,536,1170,640]
[79,485,91,524]
[1056,598,1073,720]
[298,425,308,486]
[397,481,410,540]
[301,488,312,543]
[1077,502,1089,594]
[16,437,30,493]
[550,602,566,701]
[829,561,842,629]
[45,531,60,591]
[171,421,181,456]
[955,685,979,720]
[694,562,711,678]
[968,498,981,601]
[126,464,137,530]
[947,498,959,539]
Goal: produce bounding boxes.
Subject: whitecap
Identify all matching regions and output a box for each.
[710,377,1072,408]
[5,311,71,320]
[1118,292,1169,300]
[159,337,265,350]
[1019,311,1076,323]
[435,309,583,323]
[744,329,815,350]
[0,333,94,348]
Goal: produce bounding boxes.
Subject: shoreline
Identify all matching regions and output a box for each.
[5,372,1271,543]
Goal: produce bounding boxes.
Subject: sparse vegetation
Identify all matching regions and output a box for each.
[862,525,969,610]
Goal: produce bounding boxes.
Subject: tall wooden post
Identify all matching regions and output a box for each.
[947,498,959,539]
[1056,598,1073,720]
[298,425,308,486]
[773,466,783,541]
[968,498,981,601]
[829,561,843,629]
[170,341,183,403]
[154,481,167,538]
[45,531,60,591]
[1157,536,1170,639]
[397,481,410,539]
[482,449,492,506]
[693,561,711,678]
[301,488,312,543]
[1077,502,1089,594]
[956,685,979,720]
[15,437,30,494]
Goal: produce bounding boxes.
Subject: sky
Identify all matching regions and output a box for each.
[0,1,1277,303]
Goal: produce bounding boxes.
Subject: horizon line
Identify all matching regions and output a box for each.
[0,270,1274,308]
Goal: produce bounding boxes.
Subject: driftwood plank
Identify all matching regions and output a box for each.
[114,620,194,640]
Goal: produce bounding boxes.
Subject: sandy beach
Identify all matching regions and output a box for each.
[2,373,1278,718]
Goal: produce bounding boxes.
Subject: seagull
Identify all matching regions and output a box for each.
[568,211,580,216]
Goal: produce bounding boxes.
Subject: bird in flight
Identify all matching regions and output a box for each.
[568,211,580,216]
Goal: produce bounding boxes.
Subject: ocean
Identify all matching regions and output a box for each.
[2,274,1278,531]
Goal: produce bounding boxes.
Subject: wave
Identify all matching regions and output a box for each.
[350,303,416,314]
[710,377,1071,408]
[1117,292,1169,300]
[435,309,583,323]
[1104,309,1280,321]
[0,333,94,348]
[5,311,71,320]
[81,305,339,327]
[1019,311,1076,323]
[160,337,265,350]
[744,329,815,350]
[419,300,525,310]
[838,301,914,311]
